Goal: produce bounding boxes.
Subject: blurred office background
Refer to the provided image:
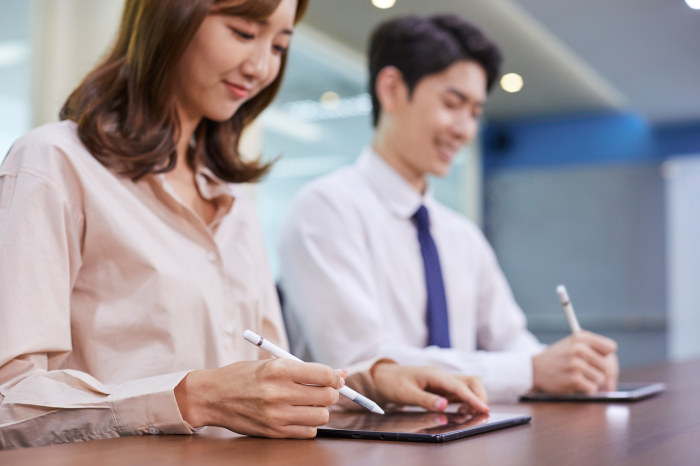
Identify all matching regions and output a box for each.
[1,0,699,369]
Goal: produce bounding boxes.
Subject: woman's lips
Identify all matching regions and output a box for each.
[223,81,250,98]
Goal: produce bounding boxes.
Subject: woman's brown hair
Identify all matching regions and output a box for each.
[60,0,308,182]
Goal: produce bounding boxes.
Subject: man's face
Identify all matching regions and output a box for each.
[392,61,487,178]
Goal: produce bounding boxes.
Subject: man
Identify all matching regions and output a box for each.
[278,14,618,401]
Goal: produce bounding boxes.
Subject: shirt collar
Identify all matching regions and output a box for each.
[356,146,433,219]
[148,165,236,231]
[194,165,235,202]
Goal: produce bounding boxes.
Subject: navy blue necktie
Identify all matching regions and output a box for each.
[412,205,451,348]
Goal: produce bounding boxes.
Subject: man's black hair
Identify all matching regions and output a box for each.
[368,14,502,127]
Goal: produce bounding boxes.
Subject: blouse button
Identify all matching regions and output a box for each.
[148,426,161,435]
[207,251,218,263]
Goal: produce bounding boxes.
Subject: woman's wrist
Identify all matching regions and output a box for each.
[174,369,214,428]
[369,359,397,378]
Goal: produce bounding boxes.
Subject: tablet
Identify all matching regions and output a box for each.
[520,382,666,402]
[317,410,531,443]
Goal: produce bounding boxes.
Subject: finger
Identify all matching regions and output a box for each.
[424,372,490,413]
[460,376,488,404]
[571,373,598,394]
[400,381,450,412]
[603,376,616,392]
[576,331,617,355]
[286,361,340,387]
[265,406,330,430]
[603,355,619,391]
[289,384,339,407]
[572,359,606,387]
[283,406,331,427]
[573,343,608,374]
[278,425,318,439]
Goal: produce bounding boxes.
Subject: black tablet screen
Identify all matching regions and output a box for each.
[322,411,522,435]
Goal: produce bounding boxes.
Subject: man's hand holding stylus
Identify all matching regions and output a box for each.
[532,331,618,394]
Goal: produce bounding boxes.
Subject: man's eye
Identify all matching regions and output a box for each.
[231,28,254,40]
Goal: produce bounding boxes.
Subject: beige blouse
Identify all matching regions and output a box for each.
[0,121,330,449]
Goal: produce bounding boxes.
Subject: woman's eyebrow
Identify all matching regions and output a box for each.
[216,12,294,35]
[256,19,293,35]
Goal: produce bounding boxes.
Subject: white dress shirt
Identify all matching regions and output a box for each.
[278,147,545,402]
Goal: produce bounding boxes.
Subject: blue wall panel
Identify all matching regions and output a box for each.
[479,111,699,369]
[656,121,700,157]
[483,112,700,170]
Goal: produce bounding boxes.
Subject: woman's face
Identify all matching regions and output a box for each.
[174,0,297,123]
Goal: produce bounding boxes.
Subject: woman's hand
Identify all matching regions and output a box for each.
[371,363,489,414]
[174,359,345,438]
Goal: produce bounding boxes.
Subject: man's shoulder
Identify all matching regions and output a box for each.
[430,200,492,249]
[294,163,369,208]
[431,201,481,232]
[280,163,372,247]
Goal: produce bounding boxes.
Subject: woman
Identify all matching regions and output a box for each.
[0,0,488,449]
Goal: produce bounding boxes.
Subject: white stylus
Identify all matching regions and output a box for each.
[557,285,582,333]
[243,330,384,414]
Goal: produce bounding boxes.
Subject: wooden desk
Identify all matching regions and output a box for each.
[3,360,700,466]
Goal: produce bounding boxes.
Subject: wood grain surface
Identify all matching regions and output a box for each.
[2,360,700,466]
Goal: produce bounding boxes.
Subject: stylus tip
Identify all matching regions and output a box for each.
[372,405,385,415]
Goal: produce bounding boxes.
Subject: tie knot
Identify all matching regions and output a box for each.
[412,205,430,230]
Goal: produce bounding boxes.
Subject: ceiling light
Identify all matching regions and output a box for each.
[372,0,396,9]
[284,93,372,122]
[686,0,700,9]
[500,73,524,93]
[320,91,340,110]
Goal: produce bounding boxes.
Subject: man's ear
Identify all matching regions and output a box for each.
[375,66,409,115]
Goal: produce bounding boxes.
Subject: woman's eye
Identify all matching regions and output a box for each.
[231,28,254,40]
[273,45,288,54]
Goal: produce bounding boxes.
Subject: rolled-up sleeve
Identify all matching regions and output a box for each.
[0,159,191,449]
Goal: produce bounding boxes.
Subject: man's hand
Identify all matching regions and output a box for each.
[174,359,345,439]
[602,351,619,391]
[532,330,618,394]
[371,363,489,414]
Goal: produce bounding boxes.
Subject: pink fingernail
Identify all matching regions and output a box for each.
[434,398,448,411]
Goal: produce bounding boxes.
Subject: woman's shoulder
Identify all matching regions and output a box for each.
[8,120,81,152]
[2,120,91,177]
